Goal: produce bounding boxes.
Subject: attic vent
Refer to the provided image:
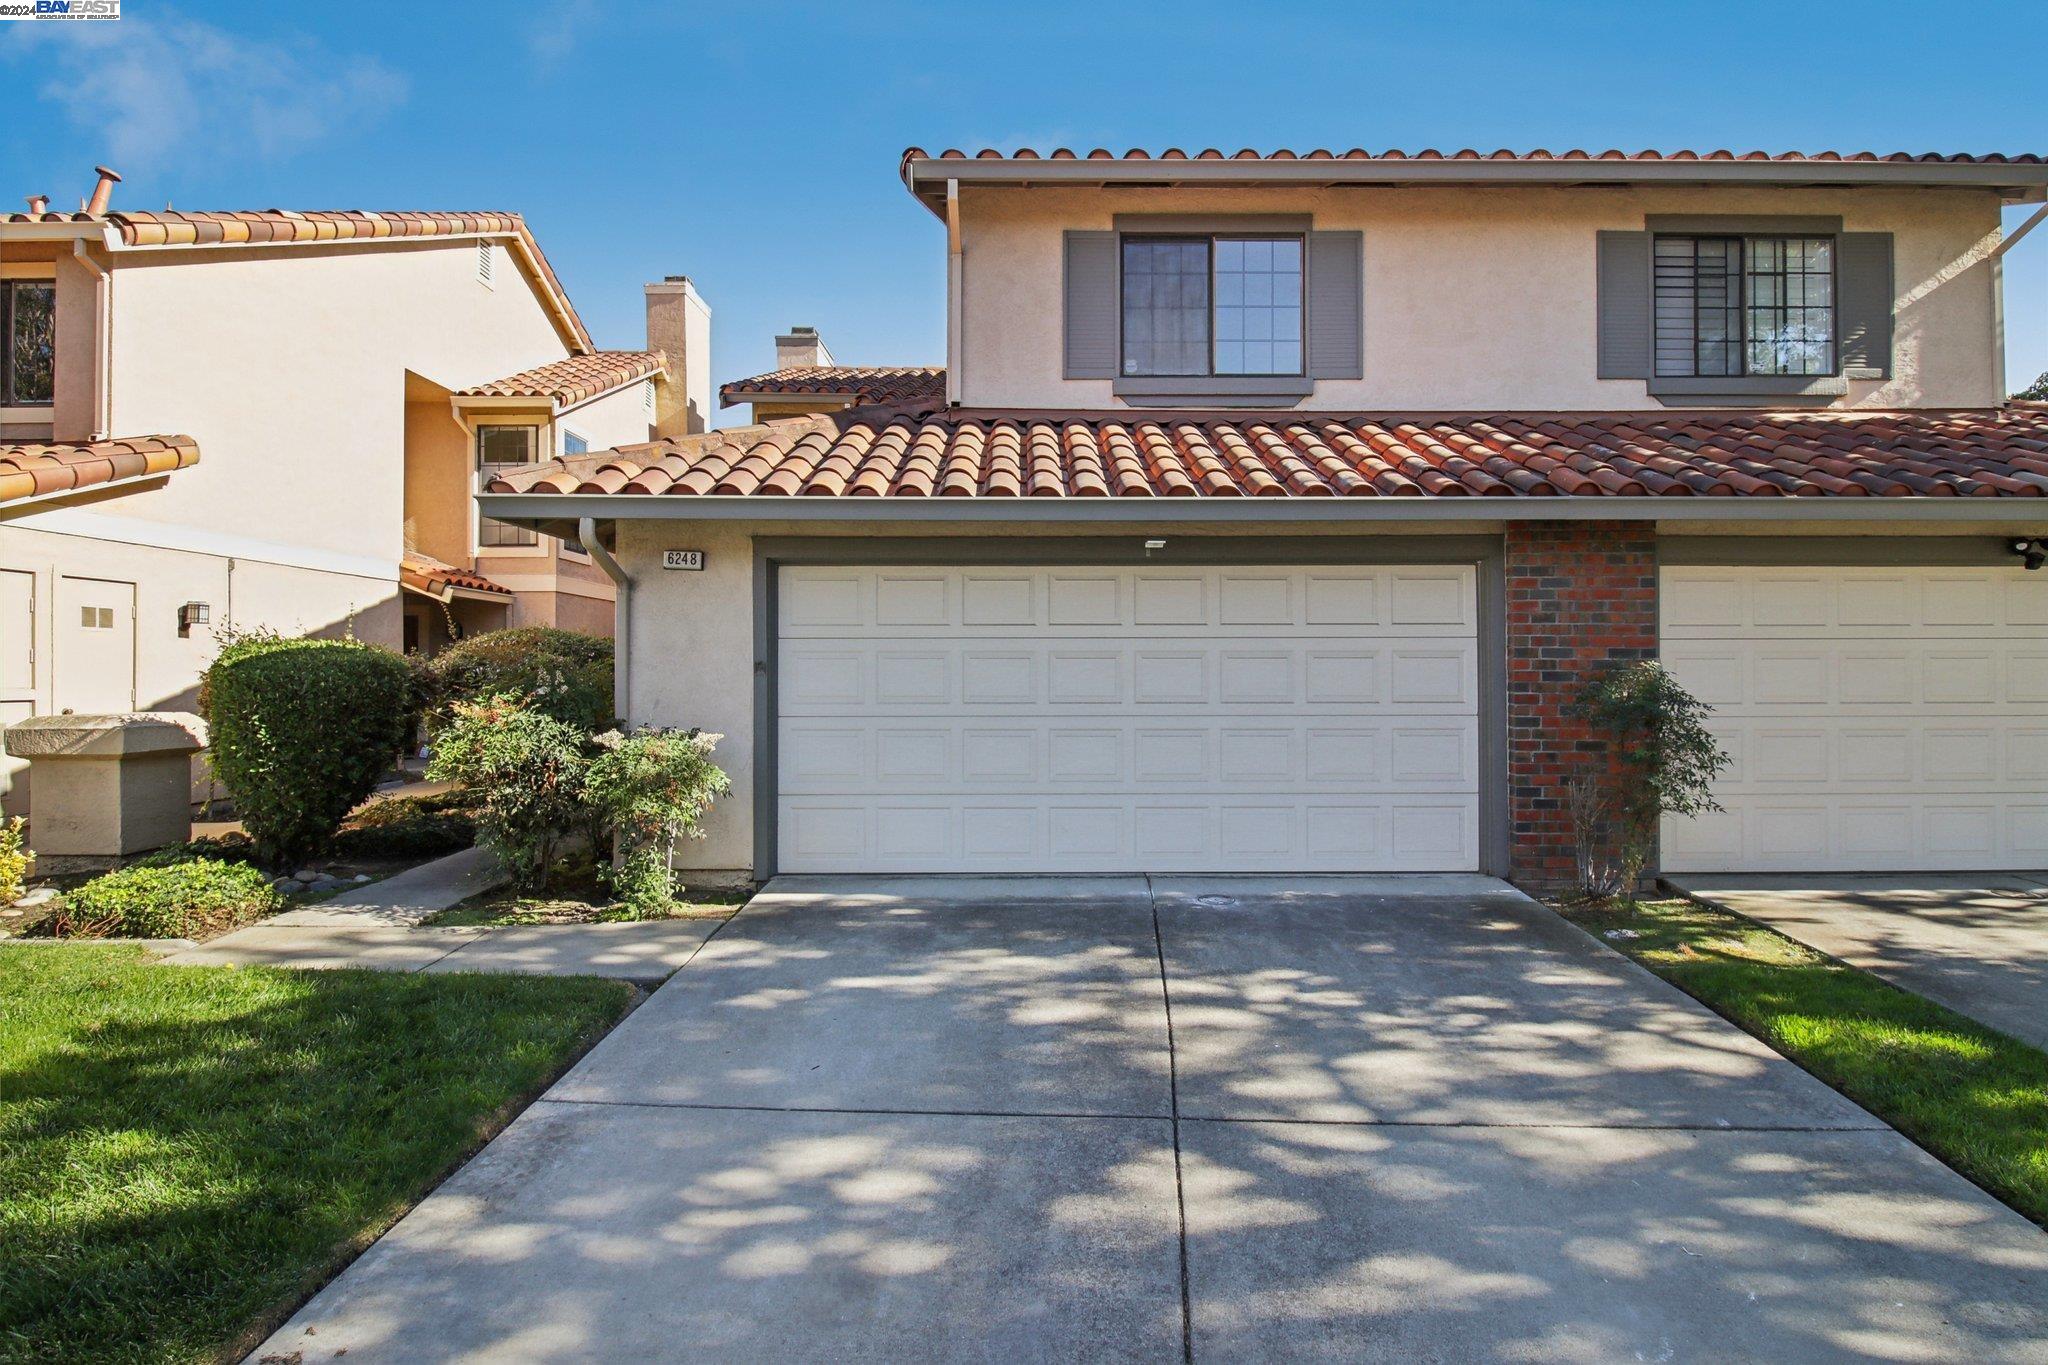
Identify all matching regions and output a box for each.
[476,240,494,288]
[644,379,654,412]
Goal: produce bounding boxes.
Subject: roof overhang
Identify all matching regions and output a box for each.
[477,492,2048,530]
[719,389,860,408]
[901,155,2048,217]
[0,470,175,521]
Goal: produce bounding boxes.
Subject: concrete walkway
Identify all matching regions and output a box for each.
[156,847,725,986]
[1668,873,2048,1050]
[251,875,2047,1362]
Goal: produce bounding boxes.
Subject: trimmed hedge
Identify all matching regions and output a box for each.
[45,859,281,939]
[422,627,613,732]
[203,633,415,870]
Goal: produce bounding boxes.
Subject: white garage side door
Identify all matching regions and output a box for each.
[1661,565,2048,872]
[776,565,1480,874]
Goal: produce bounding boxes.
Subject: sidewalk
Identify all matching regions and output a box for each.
[156,847,726,986]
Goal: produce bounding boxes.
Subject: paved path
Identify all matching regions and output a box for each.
[156,847,723,985]
[1669,873,2048,1050]
[251,875,2047,1362]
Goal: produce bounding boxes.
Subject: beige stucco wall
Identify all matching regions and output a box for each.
[954,184,2005,412]
[403,398,472,567]
[0,521,398,815]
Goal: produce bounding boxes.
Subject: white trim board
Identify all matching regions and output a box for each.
[4,507,396,582]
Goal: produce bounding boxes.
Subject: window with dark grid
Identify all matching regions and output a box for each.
[1120,235,1304,378]
[3,280,55,406]
[477,425,539,547]
[1653,235,1834,379]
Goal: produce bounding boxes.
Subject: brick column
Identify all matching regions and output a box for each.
[1504,522,1659,888]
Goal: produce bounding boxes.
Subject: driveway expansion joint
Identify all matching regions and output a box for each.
[1145,872,1195,1365]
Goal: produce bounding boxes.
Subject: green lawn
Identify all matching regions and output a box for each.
[1558,896,2048,1228]
[0,944,633,1362]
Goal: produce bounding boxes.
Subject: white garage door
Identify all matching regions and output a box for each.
[1662,565,2048,872]
[776,564,1480,874]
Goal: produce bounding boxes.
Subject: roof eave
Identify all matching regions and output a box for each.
[902,157,2048,210]
[477,492,2048,527]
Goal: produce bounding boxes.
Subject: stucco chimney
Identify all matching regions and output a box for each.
[25,194,48,216]
[85,166,120,216]
[775,326,834,371]
[643,275,711,439]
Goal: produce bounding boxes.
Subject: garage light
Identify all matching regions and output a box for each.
[1144,538,1167,555]
[2010,537,2046,571]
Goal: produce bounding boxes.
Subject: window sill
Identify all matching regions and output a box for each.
[1648,375,1846,407]
[1113,375,1314,407]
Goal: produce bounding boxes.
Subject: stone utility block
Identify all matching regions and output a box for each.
[4,714,205,865]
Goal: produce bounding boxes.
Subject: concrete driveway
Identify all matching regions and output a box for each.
[1669,874,2048,1050]
[254,875,2048,1363]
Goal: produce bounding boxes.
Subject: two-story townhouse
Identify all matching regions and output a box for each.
[482,146,2048,889]
[0,170,711,814]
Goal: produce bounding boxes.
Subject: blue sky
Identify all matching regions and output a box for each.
[4,0,2044,423]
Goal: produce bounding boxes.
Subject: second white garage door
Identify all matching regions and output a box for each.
[1662,564,2048,872]
[776,564,1479,874]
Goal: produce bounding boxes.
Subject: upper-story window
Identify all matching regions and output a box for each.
[3,280,55,406]
[1655,235,1835,379]
[561,430,588,455]
[476,424,539,547]
[1121,236,1303,378]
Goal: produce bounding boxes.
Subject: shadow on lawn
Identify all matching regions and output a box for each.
[0,956,628,1362]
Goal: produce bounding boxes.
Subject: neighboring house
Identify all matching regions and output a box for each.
[719,325,942,422]
[486,145,2048,887]
[0,171,710,814]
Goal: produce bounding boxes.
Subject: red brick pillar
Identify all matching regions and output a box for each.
[1505,522,1659,888]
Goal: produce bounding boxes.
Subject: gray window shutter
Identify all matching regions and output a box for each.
[1063,231,1118,379]
[1596,231,1652,379]
[1306,230,1364,379]
[1838,232,1894,379]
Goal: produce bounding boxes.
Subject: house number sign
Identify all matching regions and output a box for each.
[662,550,705,571]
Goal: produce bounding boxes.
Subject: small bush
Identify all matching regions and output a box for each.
[333,793,476,860]
[0,816,31,904]
[42,859,281,939]
[585,728,731,912]
[1568,660,1730,898]
[202,630,416,871]
[426,696,589,890]
[422,627,613,733]
[131,833,258,870]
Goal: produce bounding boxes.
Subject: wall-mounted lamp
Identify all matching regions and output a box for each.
[1143,538,1167,557]
[177,601,211,637]
[2009,538,2046,572]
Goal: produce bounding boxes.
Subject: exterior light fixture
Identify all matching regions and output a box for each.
[176,601,210,637]
[1143,538,1167,556]
[2010,537,2046,571]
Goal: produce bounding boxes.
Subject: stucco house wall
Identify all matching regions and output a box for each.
[954,184,2003,412]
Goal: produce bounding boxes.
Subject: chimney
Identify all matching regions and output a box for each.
[25,194,48,216]
[643,275,711,439]
[85,166,120,216]
[775,326,834,371]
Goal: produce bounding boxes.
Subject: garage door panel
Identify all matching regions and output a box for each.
[777,566,1477,638]
[778,564,1479,873]
[1663,565,2048,872]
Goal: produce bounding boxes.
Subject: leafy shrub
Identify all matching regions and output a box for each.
[0,816,31,904]
[2016,371,2048,402]
[332,793,476,860]
[202,631,416,871]
[1568,660,1730,899]
[421,627,613,733]
[585,728,731,912]
[426,696,589,890]
[41,859,281,939]
[131,833,258,869]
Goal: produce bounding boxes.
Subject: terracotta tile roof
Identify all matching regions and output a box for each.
[906,145,2047,165]
[0,435,199,507]
[1,209,592,352]
[400,553,511,598]
[489,405,2048,500]
[458,351,665,408]
[719,365,946,407]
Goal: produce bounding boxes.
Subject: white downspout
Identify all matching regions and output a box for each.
[581,517,630,723]
[945,178,962,406]
[71,239,112,439]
